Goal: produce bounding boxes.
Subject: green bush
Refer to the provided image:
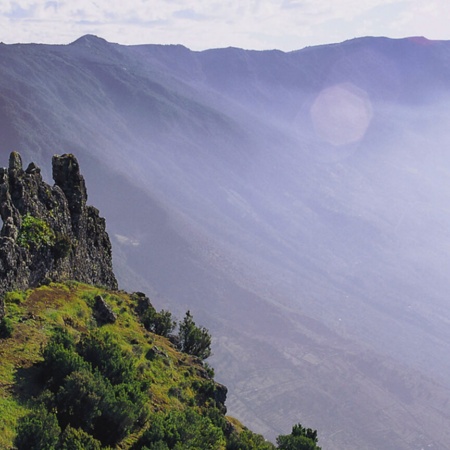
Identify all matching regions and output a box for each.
[42,339,89,389]
[0,317,14,338]
[178,311,212,360]
[227,429,275,450]
[39,328,149,446]
[136,409,225,450]
[77,330,136,385]
[95,380,149,444]
[17,214,55,250]
[56,369,106,431]
[55,367,147,445]
[59,426,102,450]
[15,406,61,450]
[142,308,176,337]
[276,423,321,450]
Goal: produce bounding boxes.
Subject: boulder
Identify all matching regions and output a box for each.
[93,295,117,324]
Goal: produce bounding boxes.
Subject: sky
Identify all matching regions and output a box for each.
[0,0,449,51]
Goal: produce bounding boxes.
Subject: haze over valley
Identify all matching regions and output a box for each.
[1,35,450,449]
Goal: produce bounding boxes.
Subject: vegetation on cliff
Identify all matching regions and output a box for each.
[0,282,321,449]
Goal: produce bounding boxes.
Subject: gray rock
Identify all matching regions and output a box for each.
[214,382,228,411]
[0,152,118,296]
[132,291,154,315]
[93,295,117,324]
[8,151,23,175]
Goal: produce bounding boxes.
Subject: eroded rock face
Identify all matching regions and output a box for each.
[0,152,117,301]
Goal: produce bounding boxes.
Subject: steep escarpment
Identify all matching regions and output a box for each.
[0,152,117,302]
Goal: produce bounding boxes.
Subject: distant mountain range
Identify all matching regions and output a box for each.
[1,35,450,449]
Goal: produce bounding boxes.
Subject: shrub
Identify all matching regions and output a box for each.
[0,317,14,338]
[136,409,225,450]
[276,423,321,450]
[142,308,176,337]
[56,369,106,431]
[39,328,149,446]
[77,330,136,385]
[17,214,55,250]
[41,338,89,389]
[95,380,149,444]
[226,429,275,450]
[15,406,61,450]
[178,311,212,360]
[59,426,102,450]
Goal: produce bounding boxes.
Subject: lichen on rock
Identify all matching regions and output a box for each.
[0,152,117,304]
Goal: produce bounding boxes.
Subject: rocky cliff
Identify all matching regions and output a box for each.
[0,152,117,305]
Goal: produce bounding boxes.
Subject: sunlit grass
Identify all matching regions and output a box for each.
[0,281,216,448]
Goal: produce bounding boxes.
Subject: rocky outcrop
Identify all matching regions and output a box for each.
[0,152,117,304]
[214,382,228,414]
[93,295,117,325]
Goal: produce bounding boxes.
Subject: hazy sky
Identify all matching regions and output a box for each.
[1,0,449,51]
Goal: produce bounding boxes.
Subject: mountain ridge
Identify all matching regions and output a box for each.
[1,35,450,449]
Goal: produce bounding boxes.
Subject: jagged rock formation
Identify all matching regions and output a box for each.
[0,152,117,306]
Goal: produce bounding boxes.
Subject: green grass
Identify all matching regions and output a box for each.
[0,397,28,449]
[0,281,225,449]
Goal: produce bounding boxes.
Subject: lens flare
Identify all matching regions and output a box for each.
[310,82,373,147]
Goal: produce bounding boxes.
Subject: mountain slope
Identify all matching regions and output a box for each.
[1,36,450,449]
[0,281,274,449]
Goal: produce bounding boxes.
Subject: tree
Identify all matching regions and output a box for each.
[227,429,275,449]
[136,409,225,449]
[15,406,61,450]
[178,310,212,360]
[142,308,176,337]
[77,330,136,385]
[276,423,321,450]
[59,426,102,450]
[56,369,105,431]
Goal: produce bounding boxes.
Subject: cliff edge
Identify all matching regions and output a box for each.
[0,152,117,302]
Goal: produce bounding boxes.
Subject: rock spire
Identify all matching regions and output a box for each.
[0,152,117,302]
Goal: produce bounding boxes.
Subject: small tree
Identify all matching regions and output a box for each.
[142,308,176,337]
[227,429,275,450]
[276,423,321,450]
[178,311,212,360]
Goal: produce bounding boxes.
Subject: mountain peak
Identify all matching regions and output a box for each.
[69,34,110,47]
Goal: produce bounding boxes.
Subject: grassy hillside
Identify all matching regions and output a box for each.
[0,281,319,449]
